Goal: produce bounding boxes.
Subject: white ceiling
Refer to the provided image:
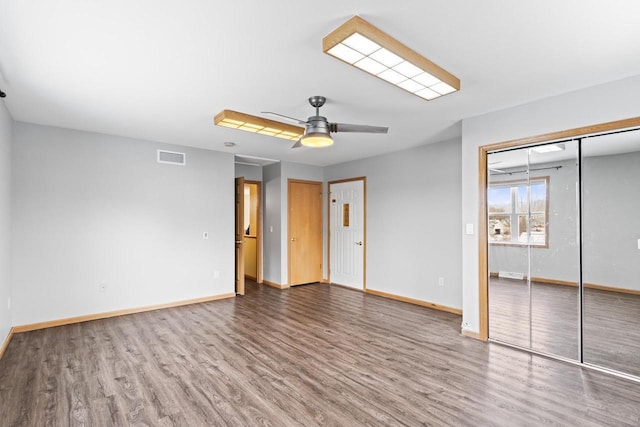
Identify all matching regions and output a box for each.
[1,1,640,167]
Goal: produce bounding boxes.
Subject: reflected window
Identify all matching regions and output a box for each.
[488,177,548,246]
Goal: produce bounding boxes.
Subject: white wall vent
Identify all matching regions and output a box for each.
[498,271,524,280]
[157,150,186,165]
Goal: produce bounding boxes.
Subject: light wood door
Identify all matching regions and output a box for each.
[329,179,365,289]
[235,177,245,295]
[288,179,323,285]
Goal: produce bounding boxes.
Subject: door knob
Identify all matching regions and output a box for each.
[291,237,296,242]
[355,241,363,246]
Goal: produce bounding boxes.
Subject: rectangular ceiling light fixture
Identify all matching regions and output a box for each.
[531,143,565,153]
[214,110,304,141]
[323,16,460,100]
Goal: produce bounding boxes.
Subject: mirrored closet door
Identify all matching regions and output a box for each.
[487,126,640,380]
[582,131,640,377]
[487,141,580,361]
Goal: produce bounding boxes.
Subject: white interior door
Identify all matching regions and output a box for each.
[329,179,365,289]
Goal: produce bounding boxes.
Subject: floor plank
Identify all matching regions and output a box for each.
[1,281,639,426]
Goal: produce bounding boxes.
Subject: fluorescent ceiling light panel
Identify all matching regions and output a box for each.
[369,48,403,67]
[397,79,425,93]
[413,72,440,87]
[327,44,364,64]
[430,82,456,95]
[214,110,304,141]
[378,69,406,84]
[393,61,423,78]
[354,57,388,75]
[342,33,381,55]
[323,16,460,100]
[415,87,440,100]
[531,143,565,153]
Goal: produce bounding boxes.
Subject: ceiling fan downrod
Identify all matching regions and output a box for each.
[308,96,326,117]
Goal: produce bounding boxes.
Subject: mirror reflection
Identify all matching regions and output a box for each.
[582,131,640,376]
[488,127,640,379]
[488,142,580,360]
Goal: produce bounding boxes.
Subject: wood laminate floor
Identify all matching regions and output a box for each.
[489,278,640,377]
[2,281,640,426]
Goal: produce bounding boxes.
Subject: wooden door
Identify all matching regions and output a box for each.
[288,179,323,285]
[329,178,365,289]
[235,177,245,295]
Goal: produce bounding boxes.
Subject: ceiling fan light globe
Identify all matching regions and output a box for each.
[301,133,334,148]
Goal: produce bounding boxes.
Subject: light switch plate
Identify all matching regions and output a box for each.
[465,223,474,235]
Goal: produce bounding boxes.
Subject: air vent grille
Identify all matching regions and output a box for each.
[157,150,186,165]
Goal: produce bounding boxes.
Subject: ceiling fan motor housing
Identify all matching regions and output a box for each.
[305,116,331,134]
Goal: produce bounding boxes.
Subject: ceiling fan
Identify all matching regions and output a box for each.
[263,96,388,148]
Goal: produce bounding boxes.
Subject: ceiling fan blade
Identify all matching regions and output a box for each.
[261,111,308,125]
[291,138,303,149]
[332,123,389,134]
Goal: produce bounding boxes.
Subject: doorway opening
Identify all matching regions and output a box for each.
[243,181,262,283]
[235,178,263,295]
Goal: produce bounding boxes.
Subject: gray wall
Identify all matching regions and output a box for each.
[325,139,462,310]
[262,163,281,284]
[583,151,640,289]
[461,74,640,334]
[235,163,262,181]
[12,123,235,325]
[0,103,12,343]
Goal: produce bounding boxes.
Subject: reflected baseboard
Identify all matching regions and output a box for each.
[489,272,640,296]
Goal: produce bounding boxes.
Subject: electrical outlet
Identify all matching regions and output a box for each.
[214,271,220,279]
[438,277,445,286]
[98,283,106,293]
